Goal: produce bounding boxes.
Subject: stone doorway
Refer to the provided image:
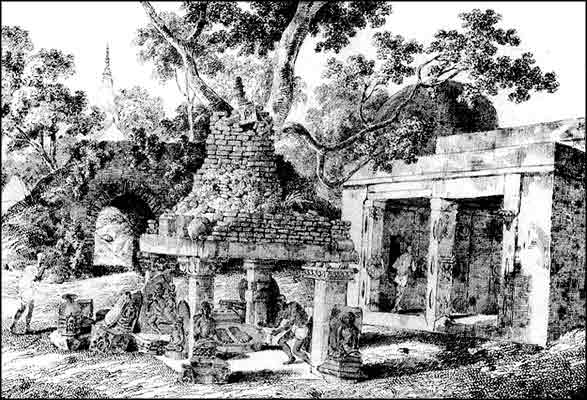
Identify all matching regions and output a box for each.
[448,196,503,328]
[379,198,430,316]
[93,193,155,271]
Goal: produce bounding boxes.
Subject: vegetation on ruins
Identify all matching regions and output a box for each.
[139,2,558,191]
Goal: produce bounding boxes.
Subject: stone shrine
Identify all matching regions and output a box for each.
[343,118,585,347]
[138,83,359,379]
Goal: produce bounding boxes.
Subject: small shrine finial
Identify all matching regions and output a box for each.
[234,76,246,105]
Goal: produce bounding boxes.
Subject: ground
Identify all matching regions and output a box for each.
[1,269,585,399]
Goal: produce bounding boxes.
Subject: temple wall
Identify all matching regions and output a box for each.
[547,145,586,341]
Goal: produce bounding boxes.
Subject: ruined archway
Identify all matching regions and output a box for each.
[93,193,155,271]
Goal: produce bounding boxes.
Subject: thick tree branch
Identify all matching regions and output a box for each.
[141,1,232,113]
[185,4,208,41]
[266,1,327,128]
[10,127,58,172]
[284,80,421,155]
[174,69,188,98]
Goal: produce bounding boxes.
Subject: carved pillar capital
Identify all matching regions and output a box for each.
[364,199,386,221]
[178,257,218,276]
[302,263,356,282]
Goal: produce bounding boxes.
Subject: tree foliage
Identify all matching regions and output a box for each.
[1,25,104,177]
[140,4,558,192]
[115,85,166,137]
[282,8,558,188]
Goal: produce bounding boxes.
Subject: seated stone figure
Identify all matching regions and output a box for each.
[186,301,230,384]
[334,312,361,360]
[192,301,218,358]
[318,306,365,381]
[90,291,142,353]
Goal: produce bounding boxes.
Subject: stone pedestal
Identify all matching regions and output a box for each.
[358,200,386,311]
[243,259,274,326]
[425,198,459,330]
[303,264,356,369]
[178,257,216,358]
[318,356,366,383]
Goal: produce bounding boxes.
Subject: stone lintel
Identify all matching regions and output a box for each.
[140,234,358,263]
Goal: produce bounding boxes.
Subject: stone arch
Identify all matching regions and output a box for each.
[84,178,165,273]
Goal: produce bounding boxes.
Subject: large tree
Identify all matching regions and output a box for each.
[1,25,104,178]
[140,2,558,188]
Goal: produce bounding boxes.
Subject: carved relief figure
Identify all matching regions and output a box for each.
[143,278,177,334]
[336,311,361,358]
[326,306,363,361]
[166,319,185,352]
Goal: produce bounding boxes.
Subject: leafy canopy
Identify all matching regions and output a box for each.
[1,25,105,173]
[282,8,559,188]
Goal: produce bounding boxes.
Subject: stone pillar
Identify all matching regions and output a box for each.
[303,263,356,368]
[178,256,216,358]
[498,174,522,329]
[510,173,554,346]
[425,198,459,330]
[243,259,274,326]
[358,200,386,311]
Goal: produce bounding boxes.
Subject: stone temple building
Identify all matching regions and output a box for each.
[343,118,585,346]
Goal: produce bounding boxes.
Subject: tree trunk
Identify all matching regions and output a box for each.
[266,1,327,128]
[183,54,232,114]
[140,1,233,114]
[185,69,195,141]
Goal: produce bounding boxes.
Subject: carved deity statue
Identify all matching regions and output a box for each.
[192,301,218,358]
[336,312,361,358]
[326,306,362,361]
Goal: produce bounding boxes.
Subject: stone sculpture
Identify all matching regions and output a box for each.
[49,294,94,351]
[318,305,365,381]
[187,216,211,241]
[184,301,230,384]
[140,272,177,335]
[90,291,142,353]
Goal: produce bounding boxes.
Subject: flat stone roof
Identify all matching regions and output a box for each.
[344,118,585,187]
[435,118,584,154]
[139,234,358,263]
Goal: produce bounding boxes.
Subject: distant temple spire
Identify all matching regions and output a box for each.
[91,42,125,141]
[102,43,113,88]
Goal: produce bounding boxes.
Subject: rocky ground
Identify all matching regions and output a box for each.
[1,269,585,398]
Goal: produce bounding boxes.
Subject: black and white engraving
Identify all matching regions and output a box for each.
[1,1,585,398]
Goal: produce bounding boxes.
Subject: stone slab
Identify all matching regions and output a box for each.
[139,234,358,262]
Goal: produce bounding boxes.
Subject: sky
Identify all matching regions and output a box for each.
[1,1,585,128]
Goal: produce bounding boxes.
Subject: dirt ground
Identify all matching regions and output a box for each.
[1,269,585,398]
